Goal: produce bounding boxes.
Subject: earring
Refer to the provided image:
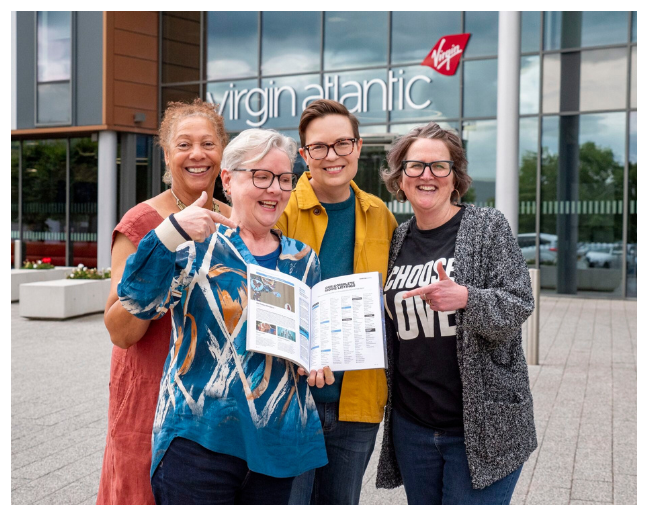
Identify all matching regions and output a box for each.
[395,188,406,203]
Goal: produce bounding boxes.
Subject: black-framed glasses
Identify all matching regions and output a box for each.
[303,138,357,160]
[233,169,297,191]
[401,160,454,178]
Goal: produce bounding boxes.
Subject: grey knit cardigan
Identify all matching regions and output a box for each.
[376,204,538,490]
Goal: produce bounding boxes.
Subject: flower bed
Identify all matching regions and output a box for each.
[67,264,111,280]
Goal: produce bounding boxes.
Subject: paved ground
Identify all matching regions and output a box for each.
[11,296,636,505]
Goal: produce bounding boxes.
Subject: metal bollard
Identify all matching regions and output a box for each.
[14,239,22,269]
[522,268,540,365]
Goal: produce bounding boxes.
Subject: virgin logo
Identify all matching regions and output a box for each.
[421,34,471,76]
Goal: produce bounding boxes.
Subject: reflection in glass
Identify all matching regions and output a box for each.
[70,138,98,267]
[260,74,320,129]
[631,46,636,109]
[360,125,388,134]
[389,65,459,122]
[581,11,628,47]
[324,12,388,70]
[37,11,71,82]
[324,70,388,126]
[518,118,539,255]
[521,11,541,53]
[463,59,497,118]
[22,140,67,265]
[207,12,258,80]
[356,145,390,206]
[12,142,19,266]
[262,12,320,75]
[632,11,636,42]
[390,121,459,136]
[542,53,561,113]
[391,12,461,64]
[520,56,539,115]
[162,12,201,83]
[543,12,562,51]
[206,79,259,132]
[136,135,153,205]
[463,12,498,58]
[627,111,636,297]
[38,82,71,124]
[580,48,627,112]
[461,120,496,206]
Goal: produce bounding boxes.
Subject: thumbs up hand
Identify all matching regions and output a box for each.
[402,260,468,312]
[173,191,236,242]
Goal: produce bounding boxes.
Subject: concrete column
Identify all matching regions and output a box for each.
[495,11,521,236]
[97,131,118,270]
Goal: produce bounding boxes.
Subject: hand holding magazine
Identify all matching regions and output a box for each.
[246,263,387,372]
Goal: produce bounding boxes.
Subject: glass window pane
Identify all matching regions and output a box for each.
[544,12,582,50]
[631,46,637,109]
[162,84,200,109]
[22,140,67,266]
[37,82,71,124]
[518,118,539,251]
[207,12,258,80]
[542,53,561,114]
[37,11,71,82]
[463,11,498,58]
[262,12,320,75]
[461,120,496,206]
[632,11,636,42]
[389,65,460,122]
[162,12,201,83]
[627,111,636,297]
[581,11,628,47]
[12,142,19,266]
[521,11,541,53]
[391,12,461,64]
[206,79,259,132]
[463,59,497,118]
[580,48,627,112]
[324,12,388,70]
[136,135,153,205]
[323,70,387,126]
[543,12,562,51]
[390,121,459,135]
[520,55,540,115]
[260,74,320,129]
[70,137,98,267]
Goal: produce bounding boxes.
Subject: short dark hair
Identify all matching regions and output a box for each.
[298,99,360,147]
[381,122,471,204]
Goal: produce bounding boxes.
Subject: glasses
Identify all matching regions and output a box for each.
[401,160,454,178]
[233,169,297,191]
[303,139,357,160]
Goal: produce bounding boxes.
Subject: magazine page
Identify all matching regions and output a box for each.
[310,272,386,372]
[246,263,311,371]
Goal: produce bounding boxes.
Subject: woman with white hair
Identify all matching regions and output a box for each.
[117,128,327,504]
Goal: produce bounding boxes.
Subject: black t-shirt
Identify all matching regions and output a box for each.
[384,207,465,432]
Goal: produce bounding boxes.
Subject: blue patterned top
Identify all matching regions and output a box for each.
[118,223,327,478]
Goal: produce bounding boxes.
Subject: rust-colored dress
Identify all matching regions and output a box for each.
[96,203,171,505]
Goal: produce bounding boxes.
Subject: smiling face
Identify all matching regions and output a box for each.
[221,148,293,234]
[299,114,363,203]
[165,116,223,202]
[399,138,456,218]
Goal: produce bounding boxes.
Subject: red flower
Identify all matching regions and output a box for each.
[42,257,52,264]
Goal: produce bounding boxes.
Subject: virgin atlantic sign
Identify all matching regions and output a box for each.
[421,34,471,76]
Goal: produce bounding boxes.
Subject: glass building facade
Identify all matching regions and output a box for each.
[11,11,637,299]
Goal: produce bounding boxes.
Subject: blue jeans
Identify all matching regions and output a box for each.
[392,408,522,505]
[288,401,379,505]
[151,437,294,505]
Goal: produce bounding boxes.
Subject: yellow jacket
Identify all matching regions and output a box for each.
[276,172,398,423]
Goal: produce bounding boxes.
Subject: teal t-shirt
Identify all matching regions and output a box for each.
[312,187,355,403]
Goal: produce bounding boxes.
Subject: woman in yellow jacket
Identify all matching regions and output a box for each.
[277,99,397,505]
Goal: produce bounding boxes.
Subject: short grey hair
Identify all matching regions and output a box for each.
[221,129,298,202]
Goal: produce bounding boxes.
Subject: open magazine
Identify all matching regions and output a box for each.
[246,263,387,372]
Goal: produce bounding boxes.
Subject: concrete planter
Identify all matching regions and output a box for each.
[11,267,76,302]
[19,279,111,320]
[540,265,622,292]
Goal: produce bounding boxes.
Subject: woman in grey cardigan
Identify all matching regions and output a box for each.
[376,122,536,504]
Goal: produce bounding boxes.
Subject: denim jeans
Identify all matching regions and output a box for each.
[151,437,294,505]
[288,401,379,505]
[392,408,522,505]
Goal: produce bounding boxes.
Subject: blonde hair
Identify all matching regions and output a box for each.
[158,98,229,185]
